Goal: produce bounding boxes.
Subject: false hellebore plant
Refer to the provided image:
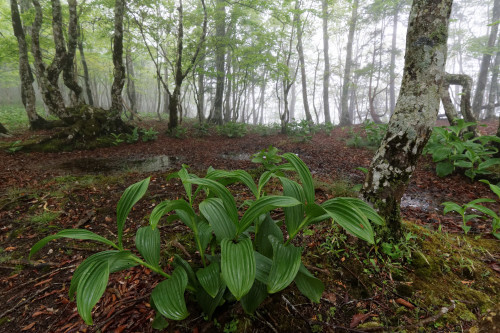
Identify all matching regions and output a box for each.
[30,153,383,327]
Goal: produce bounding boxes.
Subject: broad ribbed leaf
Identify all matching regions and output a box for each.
[197,221,213,253]
[221,238,255,300]
[279,177,306,235]
[338,197,384,226]
[241,280,268,313]
[478,158,500,171]
[76,259,110,325]
[173,255,198,290]
[442,202,464,215]
[207,169,258,198]
[200,198,237,240]
[282,153,314,204]
[267,236,302,293]
[238,196,301,233]
[294,264,324,303]
[136,226,161,268]
[117,178,150,248]
[321,198,374,244]
[152,267,189,320]
[196,283,226,318]
[254,251,272,283]
[258,171,274,197]
[30,229,117,259]
[196,263,221,298]
[436,161,454,177]
[108,250,139,272]
[177,166,192,203]
[188,178,239,223]
[480,180,500,198]
[149,199,195,229]
[255,214,283,258]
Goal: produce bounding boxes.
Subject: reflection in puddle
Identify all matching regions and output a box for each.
[57,155,178,174]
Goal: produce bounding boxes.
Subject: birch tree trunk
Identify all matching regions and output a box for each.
[361,0,453,238]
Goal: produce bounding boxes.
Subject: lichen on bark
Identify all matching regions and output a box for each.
[361,0,453,239]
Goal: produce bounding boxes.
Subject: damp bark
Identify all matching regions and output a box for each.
[361,0,453,238]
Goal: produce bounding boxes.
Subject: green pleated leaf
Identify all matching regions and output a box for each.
[279,177,306,236]
[255,214,283,258]
[117,178,150,248]
[108,250,139,272]
[282,153,315,204]
[221,238,255,300]
[200,198,237,240]
[173,254,198,290]
[478,158,500,171]
[241,280,268,314]
[207,169,259,198]
[338,197,384,226]
[152,313,169,330]
[258,171,274,197]
[254,251,272,283]
[321,198,375,244]
[187,178,239,224]
[136,226,161,268]
[196,282,226,319]
[442,202,464,215]
[76,259,110,325]
[238,196,301,234]
[267,236,302,294]
[152,267,189,320]
[30,229,118,259]
[294,264,324,303]
[197,220,213,254]
[177,165,193,203]
[196,262,221,298]
[436,161,454,177]
[149,199,195,229]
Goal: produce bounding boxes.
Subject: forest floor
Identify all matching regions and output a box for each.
[0,118,499,332]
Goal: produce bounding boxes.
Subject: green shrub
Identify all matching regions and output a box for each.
[217,122,247,138]
[30,153,383,326]
[251,145,282,170]
[286,119,313,142]
[141,128,159,142]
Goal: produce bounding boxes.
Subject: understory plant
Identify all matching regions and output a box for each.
[217,122,247,138]
[424,119,500,180]
[442,180,500,239]
[30,153,383,327]
[286,119,313,142]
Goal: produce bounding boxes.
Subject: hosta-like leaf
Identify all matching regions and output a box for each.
[152,267,189,320]
[267,236,302,294]
[207,169,258,198]
[480,180,500,198]
[241,280,268,313]
[30,229,117,259]
[177,165,193,203]
[188,178,239,223]
[149,199,195,229]
[282,153,315,204]
[258,171,274,197]
[478,158,500,171]
[255,214,283,258]
[442,202,464,215]
[436,161,454,177]
[321,198,374,244]
[338,197,384,226]
[136,226,161,268]
[294,264,324,303]
[238,196,301,234]
[254,251,273,283]
[278,177,306,236]
[76,259,110,325]
[117,177,150,248]
[200,198,237,240]
[173,255,198,290]
[196,283,226,318]
[196,263,221,298]
[221,238,255,300]
[197,220,213,254]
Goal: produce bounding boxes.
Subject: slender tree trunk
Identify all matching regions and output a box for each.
[259,74,266,125]
[224,52,232,122]
[62,0,83,105]
[486,48,500,119]
[0,123,7,135]
[295,0,313,123]
[10,0,47,129]
[213,0,225,125]
[472,0,500,118]
[339,0,358,126]
[125,46,137,115]
[361,0,453,239]
[111,0,125,113]
[443,73,476,133]
[197,62,205,123]
[290,83,296,121]
[322,0,331,124]
[78,25,94,106]
[389,3,399,115]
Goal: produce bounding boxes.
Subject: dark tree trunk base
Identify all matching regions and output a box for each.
[0,123,7,134]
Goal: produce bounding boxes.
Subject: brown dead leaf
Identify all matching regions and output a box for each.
[395,298,415,309]
[21,322,35,331]
[490,263,500,274]
[34,278,52,287]
[4,246,16,251]
[105,216,113,222]
[350,313,372,328]
[114,325,127,333]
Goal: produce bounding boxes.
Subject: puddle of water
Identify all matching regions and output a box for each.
[220,153,251,161]
[57,155,178,174]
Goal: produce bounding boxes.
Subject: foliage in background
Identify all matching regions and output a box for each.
[217,122,247,138]
[286,120,314,142]
[30,153,383,327]
[346,120,387,148]
[251,145,282,170]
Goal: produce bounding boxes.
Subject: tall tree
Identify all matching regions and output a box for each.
[213,0,226,125]
[339,0,359,126]
[362,0,453,238]
[295,0,313,123]
[78,24,94,106]
[472,0,500,118]
[389,1,400,115]
[322,0,331,124]
[111,0,125,112]
[10,0,47,129]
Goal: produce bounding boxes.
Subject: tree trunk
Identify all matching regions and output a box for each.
[213,0,225,125]
[442,73,477,134]
[111,0,125,113]
[486,48,500,119]
[361,0,453,239]
[197,62,205,123]
[472,0,500,118]
[0,123,7,135]
[389,3,399,116]
[125,46,137,116]
[78,25,94,106]
[339,0,358,126]
[10,0,47,129]
[322,0,331,124]
[290,83,296,121]
[295,0,313,123]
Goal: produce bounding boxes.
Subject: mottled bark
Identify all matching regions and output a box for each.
[441,79,458,125]
[78,26,94,106]
[62,0,83,105]
[11,0,47,129]
[111,0,125,113]
[213,0,225,125]
[295,0,313,123]
[362,0,453,238]
[472,0,500,118]
[486,48,500,119]
[125,46,137,116]
[322,0,331,124]
[442,73,476,134]
[339,0,358,126]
